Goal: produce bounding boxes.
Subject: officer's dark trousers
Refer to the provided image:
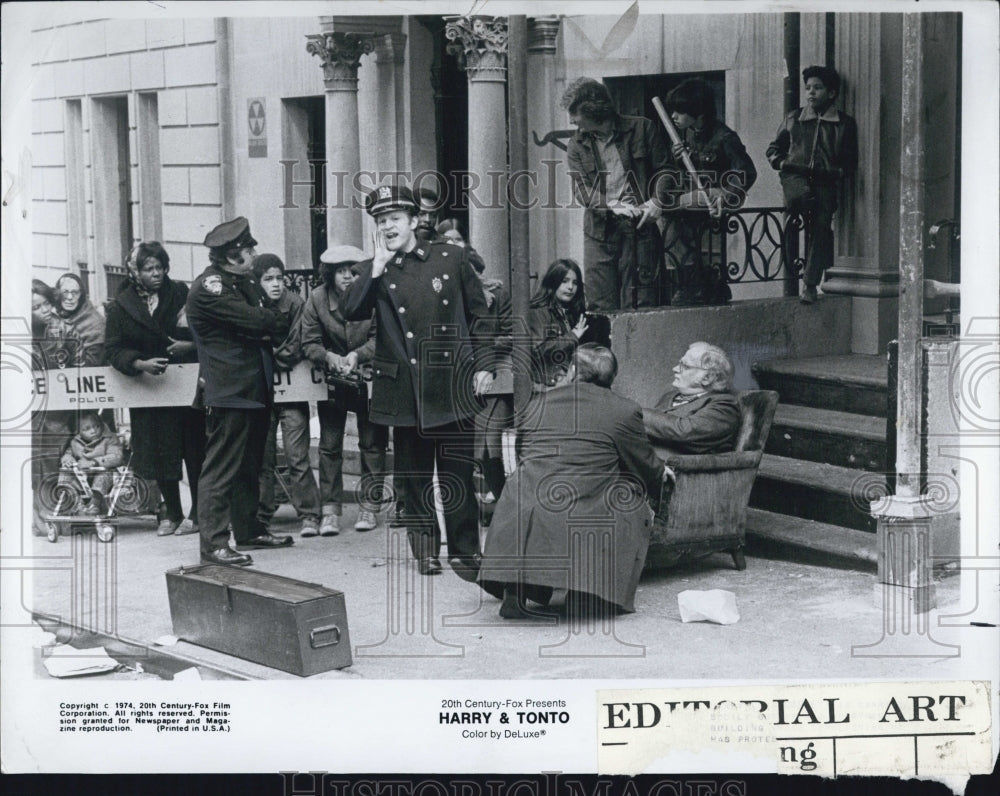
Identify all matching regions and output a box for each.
[198,406,270,552]
[393,422,480,562]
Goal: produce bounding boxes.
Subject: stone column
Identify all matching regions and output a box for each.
[307,29,374,248]
[374,32,408,174]
[446,16,509,283]
[821,14,902,354]
[527,17,561,275]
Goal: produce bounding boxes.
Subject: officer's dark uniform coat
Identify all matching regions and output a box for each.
[342,242,490,429]
[185,264,288,408]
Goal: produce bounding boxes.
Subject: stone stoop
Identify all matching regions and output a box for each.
[748,354,889,569]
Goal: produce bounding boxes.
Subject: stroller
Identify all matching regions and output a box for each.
[38,449,148,544]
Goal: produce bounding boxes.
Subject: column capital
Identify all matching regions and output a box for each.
[528,16,560,54]
[306,31,374,91]
[445,16,508,82]
[375,32,407,65]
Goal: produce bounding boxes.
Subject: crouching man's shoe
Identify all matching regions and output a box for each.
[236,532,294,550]
[201,547,253,567]
[448,554,482,583]
[418,556,443,576]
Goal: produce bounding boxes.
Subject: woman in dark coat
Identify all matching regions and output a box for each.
[526,258,589,388]
[104,242,205,536]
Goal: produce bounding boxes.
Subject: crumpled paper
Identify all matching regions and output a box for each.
[42,645,118,677]
[677,589,740,625]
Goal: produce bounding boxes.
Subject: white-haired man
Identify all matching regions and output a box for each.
[643,342,741,454]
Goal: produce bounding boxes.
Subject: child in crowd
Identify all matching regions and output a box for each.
[766,65,858,304]
[59,412,124,515]
[663,77,757,306]
[253,254,323,536]
[299,244,388,536]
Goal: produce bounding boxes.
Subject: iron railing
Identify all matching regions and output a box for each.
[660,206,806,303]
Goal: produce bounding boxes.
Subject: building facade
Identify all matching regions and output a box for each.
[29,10,961,356]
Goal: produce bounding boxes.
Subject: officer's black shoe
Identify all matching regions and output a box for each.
[388,503,407,528]
[448,554,481,583]
[236,532,294,550]
[418,557,443,576]
[201,547,253,567]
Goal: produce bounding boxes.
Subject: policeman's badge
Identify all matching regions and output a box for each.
[204,275,223,295]
[431,277,443,294]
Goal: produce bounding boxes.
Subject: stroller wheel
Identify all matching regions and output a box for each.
[46,522,59,543]
[96,523,115,543]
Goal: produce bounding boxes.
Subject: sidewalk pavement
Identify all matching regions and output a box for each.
[29,484,967,682]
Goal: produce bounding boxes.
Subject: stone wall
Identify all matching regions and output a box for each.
[611,295,852,407]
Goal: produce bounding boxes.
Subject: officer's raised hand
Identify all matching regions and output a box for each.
[371,229,392,278]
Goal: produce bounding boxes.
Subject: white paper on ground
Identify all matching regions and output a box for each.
[677,589,740,625]
[42,646,118,678]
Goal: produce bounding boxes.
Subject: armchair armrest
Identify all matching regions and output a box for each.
[655,448,762,472]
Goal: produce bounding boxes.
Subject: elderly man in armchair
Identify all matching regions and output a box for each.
[643,342,741,454]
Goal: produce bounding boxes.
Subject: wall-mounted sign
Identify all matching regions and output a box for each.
[248,97,267,158]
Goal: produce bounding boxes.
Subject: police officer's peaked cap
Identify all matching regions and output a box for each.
[320,243,367,265]
[365,185,419,217]
[203,217,258,250]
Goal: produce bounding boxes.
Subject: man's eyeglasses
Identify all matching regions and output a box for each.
[677,360,705,371]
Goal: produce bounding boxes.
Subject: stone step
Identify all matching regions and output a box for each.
[753,354,888,416]
[750,454,880,533]
[768,404,887,471]
[744,507,876,572]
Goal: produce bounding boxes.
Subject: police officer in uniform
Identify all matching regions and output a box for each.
[186,217,294,566]
[342,186,491,579]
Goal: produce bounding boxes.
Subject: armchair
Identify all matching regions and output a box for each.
[645,390,779,571]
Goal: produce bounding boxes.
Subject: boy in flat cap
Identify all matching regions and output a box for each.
[185,217,294,566]
[341,186,491,580]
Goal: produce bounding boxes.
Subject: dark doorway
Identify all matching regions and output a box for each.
[282,96,326,270]
[418,16,470,236]
[605,71,726,127]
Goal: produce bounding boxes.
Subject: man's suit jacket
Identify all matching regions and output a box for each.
[643,389,741,454]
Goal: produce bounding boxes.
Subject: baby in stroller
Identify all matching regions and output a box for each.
[58,412,124,516]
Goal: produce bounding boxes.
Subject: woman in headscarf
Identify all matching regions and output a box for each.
[104,242,206,536]
[50,272,105,367]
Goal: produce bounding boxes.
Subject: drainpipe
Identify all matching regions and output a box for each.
[783,13,800,298]
[507,16,531,415]
[215,18,236,220]
[894,13,926,500]
[855,15,955,658]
